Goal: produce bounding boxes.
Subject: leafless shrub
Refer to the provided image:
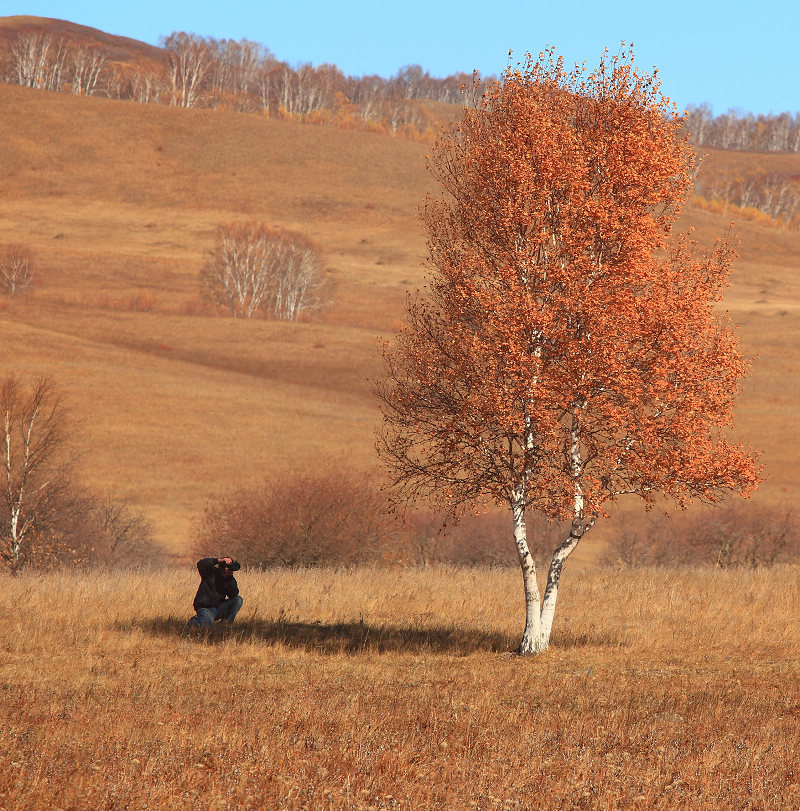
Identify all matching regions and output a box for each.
[193,467,396,567]
[89,493,158,565]
[201,222,326,319]
[606,503,800,568]
[403,509,567,566]
[0,244,35,296]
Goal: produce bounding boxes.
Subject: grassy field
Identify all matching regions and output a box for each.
[1,564,797,809]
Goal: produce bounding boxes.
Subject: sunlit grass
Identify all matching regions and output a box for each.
[1,564,798,809]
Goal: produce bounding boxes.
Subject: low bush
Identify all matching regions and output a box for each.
[194,467,575,569]
[193,468,397,567]
[606,502,799,567]
[403,509,568,567]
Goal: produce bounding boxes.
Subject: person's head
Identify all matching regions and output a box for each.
[220,560,240,577]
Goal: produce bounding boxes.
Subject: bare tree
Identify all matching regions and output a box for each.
[0,377,157,571]
[10,31,53,88]
[202,223,326,319]
[269,230,326,320]
[0,244,34,296]
[68,45,107,96]
[202,222,278,317]
[162,31,212,108]
[1,376,72,570]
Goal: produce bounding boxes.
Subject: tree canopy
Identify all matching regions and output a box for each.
[375,47,760,654]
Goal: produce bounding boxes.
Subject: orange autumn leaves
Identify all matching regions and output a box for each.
[376,47,760,522]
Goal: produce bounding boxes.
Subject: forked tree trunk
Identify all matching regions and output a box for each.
[514,501,596,655]
[525,409,596,653]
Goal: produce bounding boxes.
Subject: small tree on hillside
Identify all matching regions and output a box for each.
[0,244,35,296]
[375,47,760,655]
[201,222,326,319]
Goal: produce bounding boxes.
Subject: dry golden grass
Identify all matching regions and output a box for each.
[0,81,799,555]
[1,564,798,809]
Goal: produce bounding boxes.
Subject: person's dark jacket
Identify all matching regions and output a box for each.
[193,558,239,610]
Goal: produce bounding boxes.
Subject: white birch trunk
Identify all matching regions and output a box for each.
[538,525,583,651]
[513,486,543,656]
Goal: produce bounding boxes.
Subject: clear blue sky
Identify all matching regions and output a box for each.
[9,0,799,115]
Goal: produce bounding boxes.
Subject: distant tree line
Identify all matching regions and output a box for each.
[0,29,488,138]
[4,29,800,152]
[691,165,800,230]
[677,104,800,229]
[684,103,800,153]
[4,29,800,228]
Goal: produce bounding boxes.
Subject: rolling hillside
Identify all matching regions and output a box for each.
[0,14,164,67]
[1,71,799,554]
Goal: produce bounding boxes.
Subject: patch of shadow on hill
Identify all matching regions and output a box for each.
[124,616,518,655]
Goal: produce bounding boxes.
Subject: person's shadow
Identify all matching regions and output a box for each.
[126,615,517,655]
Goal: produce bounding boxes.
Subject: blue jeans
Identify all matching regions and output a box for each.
[189,595,243,627]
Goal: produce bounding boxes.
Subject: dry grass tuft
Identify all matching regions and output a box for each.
[1,564,798,809]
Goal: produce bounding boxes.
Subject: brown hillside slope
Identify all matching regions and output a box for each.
[0,15,164,68]
[0,81,798,553]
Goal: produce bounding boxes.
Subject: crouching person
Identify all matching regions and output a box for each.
[188,557,243,628]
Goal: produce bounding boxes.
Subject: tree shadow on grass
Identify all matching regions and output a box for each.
[125,615,518,655]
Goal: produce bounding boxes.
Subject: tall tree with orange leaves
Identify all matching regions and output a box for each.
[374,47,760,655]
